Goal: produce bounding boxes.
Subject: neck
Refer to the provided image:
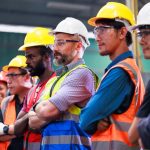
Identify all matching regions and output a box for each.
[110,42,129,60]
[39,69,54,83]
[18,87,30,103]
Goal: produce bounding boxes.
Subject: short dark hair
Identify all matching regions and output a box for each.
[95,19,132,46]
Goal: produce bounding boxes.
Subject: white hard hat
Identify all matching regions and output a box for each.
[53,17,90,47]
[132,2,150,30]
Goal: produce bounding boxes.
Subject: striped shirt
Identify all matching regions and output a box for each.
[49,59,96,112]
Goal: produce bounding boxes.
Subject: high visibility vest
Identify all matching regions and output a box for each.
[0,95,16,150]
[23,75,56,150]
[41,64,98,150]
[92,58,145,150]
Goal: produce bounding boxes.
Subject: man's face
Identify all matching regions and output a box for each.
[94,23,122,60]
[25,47,45,77]
[6,68,27,95]
[138,29,150,59]
[53,33,80,66]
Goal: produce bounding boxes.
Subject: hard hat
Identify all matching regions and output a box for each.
[3,55,27,72]
[53,17,90,47]
[19,27,55,51]
[0,71,7,83]
[88,2,135,26]
[131,2,150,30]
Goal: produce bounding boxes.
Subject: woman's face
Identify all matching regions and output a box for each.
[0,81,8,102]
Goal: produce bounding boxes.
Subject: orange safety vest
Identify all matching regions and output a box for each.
[92,58,145,150]
[0,95,16,150]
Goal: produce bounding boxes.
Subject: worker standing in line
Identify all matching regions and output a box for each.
[28,17,98,150]
[80,2,145,150]
[0,27,55,150]
[0,55,32,150]
[128,2,150,149]
[0,71,8,104]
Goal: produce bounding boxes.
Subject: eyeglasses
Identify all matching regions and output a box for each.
[136,30,150,38]
[6,73,25,78]
[93,25,114,36]
[53,39,80,48]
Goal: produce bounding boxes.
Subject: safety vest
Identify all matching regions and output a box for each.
[23,73,56,150]
[0,95,16,150]
[92,58,145,150]
[41,64,98,150]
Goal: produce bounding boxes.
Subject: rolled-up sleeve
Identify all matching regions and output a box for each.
[49,68,95,112]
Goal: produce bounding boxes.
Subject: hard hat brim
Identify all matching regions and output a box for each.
[2,65,9,72]
[88,17,99,26]
[18,43,47,51]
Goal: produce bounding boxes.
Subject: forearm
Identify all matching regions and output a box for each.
[0,134,16,141]
[14,114,28,136]
[29,113,48,129]
[128,117,140,144]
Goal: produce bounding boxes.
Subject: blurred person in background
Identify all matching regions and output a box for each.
[128,2,150,149]
[0,55,32,150]
[0,71,8,104]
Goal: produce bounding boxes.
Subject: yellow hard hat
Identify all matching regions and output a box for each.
[3,55,27,72]
[88,2,135,26]
[19,27,54,51]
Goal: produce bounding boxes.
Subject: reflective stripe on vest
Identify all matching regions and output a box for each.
[42,135,91,146]
[92,141,139,150]
[0,95,16,150]
[41,64,97,150]
[92,58,145,150]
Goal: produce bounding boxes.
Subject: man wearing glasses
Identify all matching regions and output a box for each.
[0,55,32,150]
[80,2,145,150]
[28,17,98,150]
[128,2,150,149]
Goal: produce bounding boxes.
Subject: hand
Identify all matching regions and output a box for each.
[97,118,111,131]
[0,122,6,135]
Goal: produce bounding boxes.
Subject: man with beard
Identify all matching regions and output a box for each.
[28,17,98,150]
[0,55,32,150]
[0,27,55,150]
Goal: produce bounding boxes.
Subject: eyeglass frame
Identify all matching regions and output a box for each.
[93,25,114,36]
[6,73,26,78]
[136,30,150,39]
[50,39,80,49]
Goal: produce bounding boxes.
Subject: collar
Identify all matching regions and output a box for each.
[105,51,134,73]
[56,59,85,76]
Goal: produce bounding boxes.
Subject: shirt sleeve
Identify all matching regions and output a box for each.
[138,115,150,149]
[49,67,95,112]
[79,68,134,134]
[137,80,150,118]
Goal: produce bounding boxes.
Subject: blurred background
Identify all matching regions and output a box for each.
[0,0,150,85]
